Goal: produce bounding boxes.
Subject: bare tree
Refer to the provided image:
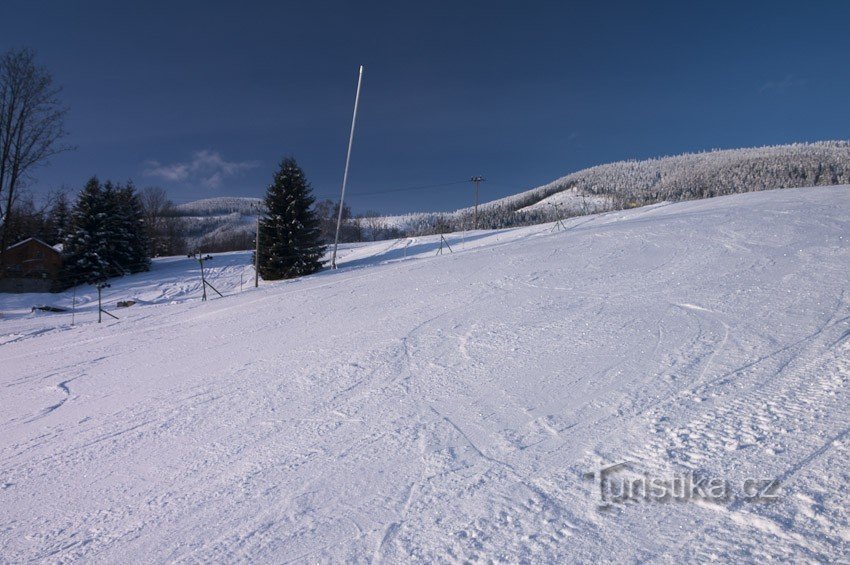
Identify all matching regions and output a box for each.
[0,48,71,261]
[359,211,387,241]
[140,186,169,236]
[140,186,186,256]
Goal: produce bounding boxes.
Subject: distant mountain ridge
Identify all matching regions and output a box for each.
[176,140,850,242]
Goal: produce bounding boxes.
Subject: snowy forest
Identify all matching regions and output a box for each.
[375,141,850,236]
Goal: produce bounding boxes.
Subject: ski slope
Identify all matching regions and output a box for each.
[1,186,849,562]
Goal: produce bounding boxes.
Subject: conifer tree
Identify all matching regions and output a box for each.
[45,192,70,245]
[62,177,151,286]
[62,177,111,284]
[101,180,127,274]
[257,158,325,280]
[113,181,150,273]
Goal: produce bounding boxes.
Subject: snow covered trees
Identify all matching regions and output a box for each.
[62,177,150,285]
[256,158,326,280]
[372,141,850,236]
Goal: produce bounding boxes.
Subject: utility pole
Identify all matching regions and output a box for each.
[254,216,260,288]
[331,65,364,269]
[470,176,485,230]
[436,234,453,255]
[550,202,566,232]
[95,282,117,323]
[200,254,208,301]
[190,251,223,301]
[436,221,453,256]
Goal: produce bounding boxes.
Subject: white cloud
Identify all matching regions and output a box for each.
[144,150,260,188]
[759,74,806,93]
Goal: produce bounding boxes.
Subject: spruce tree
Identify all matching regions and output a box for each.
[257,158,325,280]
[62,177,112,285]
[45,192,71,245]
[114,181,150,273]
[101,180,127,274]
[62,177,151,286]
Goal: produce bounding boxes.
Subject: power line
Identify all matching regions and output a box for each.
[165,180,472,205]
[318,179,469,200]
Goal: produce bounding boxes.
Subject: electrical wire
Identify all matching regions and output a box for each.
[166,179,472,205]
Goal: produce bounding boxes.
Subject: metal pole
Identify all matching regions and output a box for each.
[331,65,364,269]
[475,180,479,229]
[200,257,207,302]
[470,176,484,230]
[97,286,102,324]
[254,216,260,287]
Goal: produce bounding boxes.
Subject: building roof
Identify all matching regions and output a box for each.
[4,237,61,254]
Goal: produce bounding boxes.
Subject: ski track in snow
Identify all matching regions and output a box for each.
[1,186,849,562]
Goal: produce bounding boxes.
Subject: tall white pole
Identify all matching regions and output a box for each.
[331,65,364,269]
[254,215,260,287]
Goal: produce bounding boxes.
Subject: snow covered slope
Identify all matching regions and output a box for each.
[1,186,849,561]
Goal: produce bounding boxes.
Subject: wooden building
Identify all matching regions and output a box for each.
[0,237,64,293]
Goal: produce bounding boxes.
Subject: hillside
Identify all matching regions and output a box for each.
[174,196,264,217]
[173,197,264,252]
[1,186,848,561]
[378,140,850,234]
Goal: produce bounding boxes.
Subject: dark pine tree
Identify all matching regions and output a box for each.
[115,181,151,273]
[257,158,326,280]
[45,192,71,245]
[101,180,127,275]
[62,177,151,286]
[62,177,112,285]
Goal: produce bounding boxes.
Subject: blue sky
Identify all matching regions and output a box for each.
[3,0,850,213]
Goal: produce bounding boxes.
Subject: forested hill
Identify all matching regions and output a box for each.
[379,140,850,236]
[500,140,850,212]
[175,141,850,241]
[173,197,263,217]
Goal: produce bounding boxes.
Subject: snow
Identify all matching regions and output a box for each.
[518,186,612,213]
[1,186,849,561]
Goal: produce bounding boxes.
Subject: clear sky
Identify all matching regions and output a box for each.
[3,0,850,214]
